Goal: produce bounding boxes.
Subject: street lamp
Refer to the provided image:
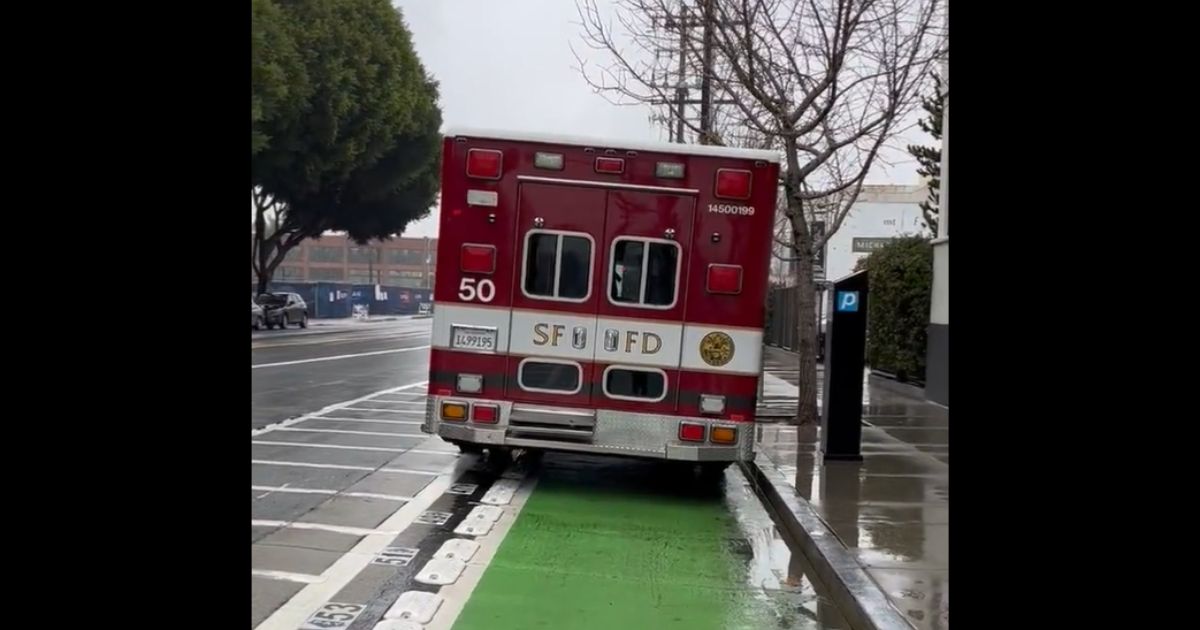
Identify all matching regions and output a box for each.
[423,237,432,289]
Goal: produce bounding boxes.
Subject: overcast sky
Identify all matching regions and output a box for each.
[394,0,929,238]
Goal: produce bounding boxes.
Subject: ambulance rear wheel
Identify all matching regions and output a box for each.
[450,440,482,455]
[485,447,513,470]
[698,462,731,483]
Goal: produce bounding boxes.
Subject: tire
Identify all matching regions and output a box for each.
[450,440,483,455]
[485,447,513,470]
[253,317,263,330]
[698,462,732,483]
[299,313,308,329]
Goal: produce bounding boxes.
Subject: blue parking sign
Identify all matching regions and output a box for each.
[836,291,860,313]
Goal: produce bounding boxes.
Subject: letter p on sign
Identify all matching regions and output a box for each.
[836,291,860,313]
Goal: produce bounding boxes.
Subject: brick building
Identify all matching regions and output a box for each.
[253,233,437,288]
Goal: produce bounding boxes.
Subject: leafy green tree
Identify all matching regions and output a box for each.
[251,0,441,293]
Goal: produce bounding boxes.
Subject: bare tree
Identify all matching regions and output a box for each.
[575,0,945,423]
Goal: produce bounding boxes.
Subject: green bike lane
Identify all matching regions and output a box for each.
[449,453,849,630]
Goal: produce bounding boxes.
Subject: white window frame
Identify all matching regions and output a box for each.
[601,365,668,403]
[606,236,682,310]
[520,229,595,303]
[517,357,584,395]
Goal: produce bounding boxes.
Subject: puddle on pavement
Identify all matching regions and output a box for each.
[723,469,850,629]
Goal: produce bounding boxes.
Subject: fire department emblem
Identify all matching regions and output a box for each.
[699,331,735,367]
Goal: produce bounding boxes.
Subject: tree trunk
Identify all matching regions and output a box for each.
[256,268,270,296]
[792,263,820,425]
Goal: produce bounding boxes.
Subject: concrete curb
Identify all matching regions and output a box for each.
[741,453,913,630]
[867,372,926,401]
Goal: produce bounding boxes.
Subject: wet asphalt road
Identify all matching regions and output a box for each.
[250,318,850,630]
[251,318,434,428]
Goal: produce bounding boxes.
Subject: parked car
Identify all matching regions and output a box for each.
[255,292,308,329]
[252,300,265,330]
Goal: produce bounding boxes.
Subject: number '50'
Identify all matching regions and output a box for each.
[458,278,495,302]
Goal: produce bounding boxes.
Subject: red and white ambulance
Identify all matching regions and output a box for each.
[423,127,780,471]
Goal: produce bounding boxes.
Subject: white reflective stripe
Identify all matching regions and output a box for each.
[593,317,683,368]
[433,303,762,375]
[509,310,597,360]
[432,303,511,352]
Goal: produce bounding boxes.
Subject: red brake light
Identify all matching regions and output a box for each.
[466,149,503,180]
[715,168,752,200]
[460,244,496,274]
[678,422,706,442]
[595,157,625,174]
[707,264,743,295]
[472,404,498,424]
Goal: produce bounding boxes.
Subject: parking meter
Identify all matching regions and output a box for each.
[820,270,868,461]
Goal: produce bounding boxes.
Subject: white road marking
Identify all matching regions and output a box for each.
[252,460,376,472]
[254,460,468,630]
[257,483,289,499]
[253,569,324,584]
[252,381,427,437]
[379,467,439,476]
[252,345,431,369]
[252,519,400,537]
[253,440,408,453]
[274,427,424,438]
[307,417,423,426]
[341,407,426,414]
[251,485,413,502]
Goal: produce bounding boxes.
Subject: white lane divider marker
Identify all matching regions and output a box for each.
[453,505,503,537]
[415,557,468,586]
[433,539,480,563]
[480,478,521,505]
[385,591,444,624]
[373,620,422,630]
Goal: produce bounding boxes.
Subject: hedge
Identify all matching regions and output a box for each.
[853,236,933,383]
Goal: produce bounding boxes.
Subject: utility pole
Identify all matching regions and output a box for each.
[698,0,714,144]
[649,0,737,144]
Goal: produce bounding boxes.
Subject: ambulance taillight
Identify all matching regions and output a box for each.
[471,404,499,424]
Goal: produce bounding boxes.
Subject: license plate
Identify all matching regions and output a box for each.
[451,325,497,351]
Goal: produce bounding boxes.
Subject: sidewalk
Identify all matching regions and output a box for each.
[753,345,948,630]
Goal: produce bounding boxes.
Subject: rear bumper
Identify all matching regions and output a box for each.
[423,396,753,463]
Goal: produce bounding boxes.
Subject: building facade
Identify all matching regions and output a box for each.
[252,233,437,289]
[770,184,931,287]
[926,57,949,407]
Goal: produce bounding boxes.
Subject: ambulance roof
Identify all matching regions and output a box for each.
[444,126,782,164]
